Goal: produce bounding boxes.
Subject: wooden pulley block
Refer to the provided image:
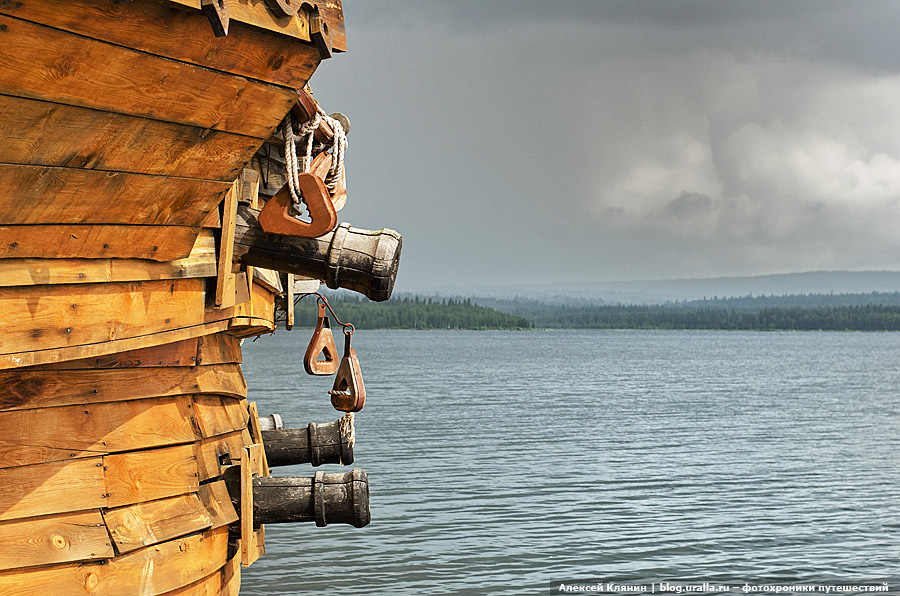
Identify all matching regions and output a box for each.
[329,332,365,412]
[262,0,302,17]
[310,151,347,211]
[304,303,339,375]
[257,174,337,238]
[291,90,334,145]
[201,0,229,37]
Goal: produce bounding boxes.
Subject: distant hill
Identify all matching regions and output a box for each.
[405,271,900,305]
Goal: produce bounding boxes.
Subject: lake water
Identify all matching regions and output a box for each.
[240,330,899,595]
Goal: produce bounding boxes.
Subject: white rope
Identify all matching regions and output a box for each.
[280,106,347,220]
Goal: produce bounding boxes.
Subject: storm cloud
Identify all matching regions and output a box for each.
[310,1,900,288]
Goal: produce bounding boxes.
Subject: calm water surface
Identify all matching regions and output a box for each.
[240,330,900,595]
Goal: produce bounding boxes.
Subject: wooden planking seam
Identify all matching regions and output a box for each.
[0,13,298,139]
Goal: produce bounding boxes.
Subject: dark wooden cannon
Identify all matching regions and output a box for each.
[262,418,354,467]
[233,205,401,302]
[250,469,369,528]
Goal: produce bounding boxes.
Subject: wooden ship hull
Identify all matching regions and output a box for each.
[0,1,398,593]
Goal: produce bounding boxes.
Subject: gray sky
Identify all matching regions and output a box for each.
[309,1,900,290]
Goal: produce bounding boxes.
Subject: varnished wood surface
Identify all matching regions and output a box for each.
[0,95,260,181]
[0,510,114,571]
[0,224,200,261]
[0,526,230,596]
[0,230,216,289]
[0,0,319,88]
[103,493,212,554]
[0,164,228,226]
[0,14,296,139]
[105,444,200,508]
[0,363,246,411]
[0,458,106,522]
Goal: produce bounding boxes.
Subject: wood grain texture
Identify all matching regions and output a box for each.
[198,480,239,529]
[0,15,297,139]
[0,396,198,468]
[0,319,232,371]
[215,182,240,308]
[0,224,200,260]
[0,526,229,596]
[195,430,253,482]
[30,338,202,370]
[240,444,265,568]
[0,164,228,226]
[193,396,251,439]
[317,0,346,52]
[0,363,246,411]
[0,95,260,180]
[157,550,240,596]
[0,0,319,88]
[0,230,216,289]
[103,493,212,554]
[0,510,113,571]
[0,458,106,522]
[104,444,200,508]
[196,333,243,366]
[164,0,311,41]
[0,279,207,357]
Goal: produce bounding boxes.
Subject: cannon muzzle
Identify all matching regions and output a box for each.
[233,206,401,301]
[262,418,354,467]
[253,469,369,528]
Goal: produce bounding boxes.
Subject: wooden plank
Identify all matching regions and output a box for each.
[0,363,246,412]
[215,182,239,308]
[30,338,202,370]
[0,319,232,371]
[198,481,239,529]
[196,333,242,366]
[0,458,106,522]
[240,444,265,568]
[103,493,212,554]
[0,95,261,180]
[195,430,252,482]
[0,510,113,571]
[104,444,199,508]
[0,224,199,261]
[0,230,216,289]
[0,526,229,596]
[157,551,239,596]
[193,396,250,439]
[0,279,207,357]
[247,401,270,476]
[317,0,347,53]
[164,0,311,41]
[0,15,297,139]
[0,164,228,226]
[0,0,318,89]
[0,396,198,468]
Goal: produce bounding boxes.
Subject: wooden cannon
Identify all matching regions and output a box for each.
[227,468,370,528]
[262,417,354,467]
[235,206,401,302]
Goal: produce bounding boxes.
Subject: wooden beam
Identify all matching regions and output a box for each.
[316,0,347,52]
[157,550,240,596]
[163,0,311,41]
[0,224,200,261]
[0,95,261,181]
[104,444,200,508]
[240,444,265,568]
[195,430,253,482]
[0,164,229,226]
[103,493,212,554]
[192,396,251,439]
[30,337,202,370]
[0,14,297,139]
[0,396,199,468]
[0,458,106,522]
[196,332,242,366]
[0,363,246,412]
[0,0,319,88]
[0,510,114,571]
[0,230,216,289]
[198,480,239,529]
[0,526,229,596]
[0,279,207,358]
[215,181,240,308]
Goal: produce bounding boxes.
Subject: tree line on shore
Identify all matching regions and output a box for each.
[299,292,900,331]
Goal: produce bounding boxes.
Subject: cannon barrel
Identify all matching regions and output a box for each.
[253,469,369,528]
[262,418,354,467]
[233,205,401,302]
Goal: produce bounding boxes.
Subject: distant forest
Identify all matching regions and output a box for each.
[298,292,900,331]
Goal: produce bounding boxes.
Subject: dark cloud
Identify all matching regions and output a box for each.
[311,1,900,288]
